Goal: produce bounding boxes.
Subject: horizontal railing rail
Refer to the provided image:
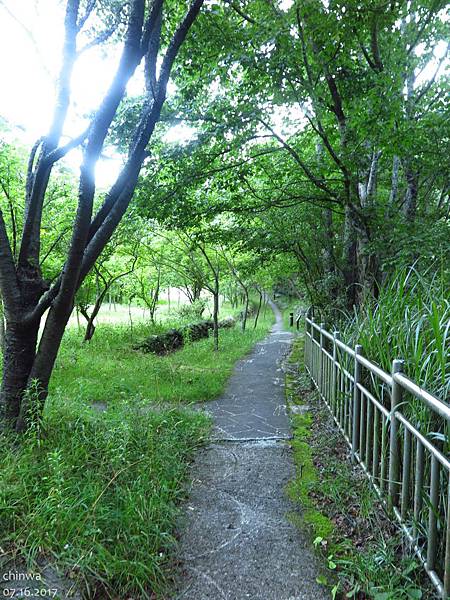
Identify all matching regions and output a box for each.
[304,314,450,598]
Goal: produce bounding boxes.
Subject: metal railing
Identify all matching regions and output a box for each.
[304,314,450,598]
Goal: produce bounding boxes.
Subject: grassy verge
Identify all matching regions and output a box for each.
[0,310,274,598]
[285,337,433,600]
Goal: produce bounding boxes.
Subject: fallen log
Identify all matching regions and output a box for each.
[134,316,236,355]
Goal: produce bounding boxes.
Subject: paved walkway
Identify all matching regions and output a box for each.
[173,303,326,600]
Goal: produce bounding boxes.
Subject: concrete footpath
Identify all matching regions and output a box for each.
[173,302,326,600]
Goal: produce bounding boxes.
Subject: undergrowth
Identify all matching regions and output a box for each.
[0,406,209,597]
[0,309,274,598]
[286,338,434,599]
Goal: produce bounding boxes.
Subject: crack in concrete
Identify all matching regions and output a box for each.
[213,437,292,444]
[175,567,228,600]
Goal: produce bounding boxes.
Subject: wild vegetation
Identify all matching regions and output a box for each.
[0,310,274,596]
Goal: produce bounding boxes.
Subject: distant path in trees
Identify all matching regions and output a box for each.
[173,301,326,600]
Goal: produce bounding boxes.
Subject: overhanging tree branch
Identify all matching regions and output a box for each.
[44,127,91,166]
[258,117,337,199]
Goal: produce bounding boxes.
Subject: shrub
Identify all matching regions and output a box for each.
[176,299,207,321]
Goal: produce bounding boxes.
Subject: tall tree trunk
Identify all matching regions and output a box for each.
[322,206,334,276]
[78,303,90,330]
[321,207,337,303]
[342,204,358,309]
[83,288,107,342]
[15,299,73,431]
[403,162,419,222]
[356,227,373,303]
[0,297,5,354]
[1,321,40,424]
[0,266,48,429]
[212,276,219,351]
[356,149,381,301]
[241,287,249,332]
[193,283,202,302]
[149,267,161,323]
[128,301,134,333]
[253,287,263,329]
[149,284,160,323]
[388,155,400,210]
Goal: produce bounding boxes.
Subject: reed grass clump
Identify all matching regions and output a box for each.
[343,266,449,401]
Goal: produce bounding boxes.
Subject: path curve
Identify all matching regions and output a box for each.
[173,301,326,600]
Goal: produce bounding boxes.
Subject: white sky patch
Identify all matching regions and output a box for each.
[163,123,197,144]
[65,147,126,189]
[279,0,294,11]
[434,40,449,59]
[269,104,308,138]
[127,64,147,97]
[415,40,449,88]
[208,77,222,101]
[0,0,128,187]
[0,1,61,139]
[95,153,126,189]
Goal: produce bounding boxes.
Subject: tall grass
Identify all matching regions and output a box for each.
[0,405,209,597]
[342,266,449,401]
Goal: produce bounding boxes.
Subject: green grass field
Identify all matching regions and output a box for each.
[0,307,274,598]
[51,315,272,409]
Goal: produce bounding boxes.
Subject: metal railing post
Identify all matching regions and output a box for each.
[401,427,412,520]
[319,322,325,399]
[304,316,308,368]
[388,359,404,511]
[443,479,450,599]
[427,454,440,574]
[351,344,363,460]
[332,331,339,412]
[413,440,424,537]
[307,317,311,369]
